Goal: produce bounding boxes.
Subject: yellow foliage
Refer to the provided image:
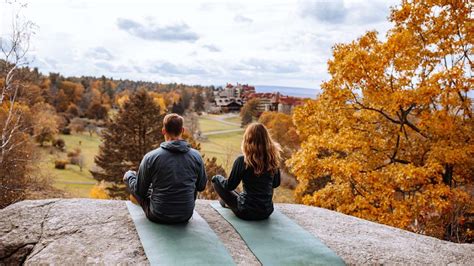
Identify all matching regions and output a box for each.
[149,92,168,113]
[164,91,181,106]
[116,95,130,109]
[289,0,473,242]
[259,112,300,150]
[89,182,111,199]
[31,102,60,145]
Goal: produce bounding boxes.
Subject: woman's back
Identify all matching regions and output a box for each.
[212,122,281,220]
[231,155,280,214]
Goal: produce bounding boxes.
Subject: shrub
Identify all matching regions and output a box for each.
[69,118,86,133]
[198,157,226,200]
[53,138,66,151]
[60,127,71,135]
[89,181,111,199]
[54,159,69,169]
[67,103,80,117]
[67,148,81,158]
[68,148,84,171]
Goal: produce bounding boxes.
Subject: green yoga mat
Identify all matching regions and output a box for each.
[126,201,235,265]
[211,203,345,266]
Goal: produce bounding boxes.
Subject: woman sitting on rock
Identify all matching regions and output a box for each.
[212,122,281,220]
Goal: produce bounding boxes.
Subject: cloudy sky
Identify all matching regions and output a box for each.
[1,0,399,89]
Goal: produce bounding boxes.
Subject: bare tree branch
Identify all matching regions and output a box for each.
[0,1,35,164]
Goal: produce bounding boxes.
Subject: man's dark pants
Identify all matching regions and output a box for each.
[125,179,195,224]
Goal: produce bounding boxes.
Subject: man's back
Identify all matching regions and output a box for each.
[147,140,206,222]
[124,113,206,224]
[126,139,206,224]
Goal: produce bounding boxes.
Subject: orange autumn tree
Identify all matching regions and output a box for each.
[259,112,300,150]
[289,0,473,242]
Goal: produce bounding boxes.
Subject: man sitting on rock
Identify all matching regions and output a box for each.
[123,113,207,224]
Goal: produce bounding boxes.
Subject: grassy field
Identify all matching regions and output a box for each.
[198,114,243,171]
[200,131,244,171]
[223,115,241,125]
[199,116,240,133]
[38,133,100,198]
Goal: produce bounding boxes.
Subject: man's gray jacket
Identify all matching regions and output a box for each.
[126,140,207,223]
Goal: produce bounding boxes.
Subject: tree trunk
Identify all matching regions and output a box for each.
[442,164,454,187]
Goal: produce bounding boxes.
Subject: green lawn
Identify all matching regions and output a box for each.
[38,133,101,198]
[223,116,241,125]
[199,116,240,133]
[198,115,243,172]
[61,133,101,170]
[200,131,243,172]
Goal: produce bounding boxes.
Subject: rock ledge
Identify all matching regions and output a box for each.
[1,199,473,265]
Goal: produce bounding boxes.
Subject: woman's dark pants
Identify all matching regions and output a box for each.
[212,175,270,221]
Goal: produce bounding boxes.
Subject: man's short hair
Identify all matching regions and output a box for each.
[163,113,184,136]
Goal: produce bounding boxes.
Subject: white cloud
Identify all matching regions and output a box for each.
[300,0,347,23]
[202,44,220,52]
[86,47,114,60]
[148,61,208,76]
[95,61,131,73]
[233,58,301,74]
[116,18,199,42]
[300,0,395,24]
[234,15,253,24]
[0,0,399,88]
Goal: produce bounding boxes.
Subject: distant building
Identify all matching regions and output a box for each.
[219,84,240,98]
[276,94,304,114]
[246,92,304,114]
[212,83,255,113]
[246,93,275,112]
[215,97,244,112]
[241,84,256,100]
[212,83,304,114]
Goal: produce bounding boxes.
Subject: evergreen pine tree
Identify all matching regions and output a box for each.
[91,89,165,198]
[181,89,192,110]
[172,100,185,115]
[194,91,205,112]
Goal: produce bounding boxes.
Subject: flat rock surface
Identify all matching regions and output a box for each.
[0,199,146,265]
[1,199,473,265]
[278,204,474,265]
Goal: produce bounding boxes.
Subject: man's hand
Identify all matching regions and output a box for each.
[123,170,136,182]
